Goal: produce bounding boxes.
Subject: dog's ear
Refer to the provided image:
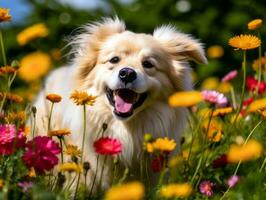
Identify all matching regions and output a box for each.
[153,25,207,64]
[72,17,126,84]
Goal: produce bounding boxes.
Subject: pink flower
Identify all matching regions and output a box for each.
[0,124,26,155]
[201,90,228,107]
[22,136,61,174]
[222,70,238,82]
[227,175,241,188]
[199,180,214,197]
[18,181,33,192]
[93,137,122,156]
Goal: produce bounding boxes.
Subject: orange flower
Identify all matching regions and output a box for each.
[160,183,193,198]
[247,98,266,112]
[229,34,261,50]
[202,119,223,142]
[213,107,233,117]
[248,19,263,30]
[207,45,224,58]
[48,129,71,137]
[169,91,203,107]
[46,94,62,103]
[70,90,96,106]
[252,56,266,71]
[0,92,23,103]
[0,8,11,22]
[5,111,26,123]
[0,66,17,76]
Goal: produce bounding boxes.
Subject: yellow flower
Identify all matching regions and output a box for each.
[58,162,83,173]
[252,56,266,71]
[202,119,223,142]
[105,181,144,200]
[160,183,193,198]
[48,129,71,137]
[227,139,263,163]
[64,145,82,157]
[168,155,184,168]
[248,19,263,30]
[200,77,219,90]
[0,66,17,76]
[152,137,176,152]
[247,98,266,112]
[168,91,203,107]
[213,107,233,117]
[145,143,154,153]
[17,23,49,46]
[46,94,62,103]
[228,34,261,50]
[19,51,51,82]
[207,45,224,58]
[217,82,232,94]
[5,111,26,123]
[70,90,96,106]
[29,167,36,177]
[0,92,23,103]
[182,150,190,161]
[0,8,11,22]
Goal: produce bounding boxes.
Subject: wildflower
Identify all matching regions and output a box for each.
[207,45,224,58]
[227,175,241,188]
[70,90,96,106]
[217,82,232,93]
[0,179,3,189]
[258,110,266,118]
[213,107,233,117]
[247,98,266,112]
[151,155,164,172]
[145,142,154,153]
[199,180,214,197]
[18,51,51,82]
[29,167,36,178]
[201,90,228,107]
[182,150,190,160]
[58,162,83,173]
[201,77,219,90]
[0,124,26,155]
[64,144,82,157]
[0,8,11,22]
[46,94,62,103]
[246,76,266,94]
[17,23,49,46]
[0,92,23,103]
[228,34,261,50]
[152,137,176,153]
[23,136,61,174]
[253,56,266,71]
[248,19,263,30]
[160,183,192,198]
[168,155,184,168]
[222,70,238,82]
[243,97,254,107]
[104,181,144,200]
[48,129,71,137]
[5,111,27,123]
[227,139,263,163]
[93,137,122,156]
[202,119,223,142]
[168,91,203,107]
[212,154,228,168]
[0,66,17,76]
[18,182,33,192]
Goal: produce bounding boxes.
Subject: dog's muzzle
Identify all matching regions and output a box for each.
[119,67,137,84]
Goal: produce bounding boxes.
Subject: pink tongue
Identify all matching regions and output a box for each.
[114,95,133,113]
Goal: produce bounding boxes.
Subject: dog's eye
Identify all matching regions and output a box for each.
[142,60,154,68]
[109,56,120,64]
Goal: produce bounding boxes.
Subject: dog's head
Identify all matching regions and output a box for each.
[72,18,207,120]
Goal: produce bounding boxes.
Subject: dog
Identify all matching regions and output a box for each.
[33,17,207,191]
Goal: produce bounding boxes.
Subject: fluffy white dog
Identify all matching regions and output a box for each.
[33,17,207,191]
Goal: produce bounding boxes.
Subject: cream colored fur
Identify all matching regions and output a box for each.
[33,17,207,192]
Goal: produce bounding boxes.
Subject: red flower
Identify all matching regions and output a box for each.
[22,136,61,174]
[212,154,228,168]
[0,124,26,155]
[246,76,266,94]
[151,155,164,172]
[93,137,122,156]
[243,97,254,106]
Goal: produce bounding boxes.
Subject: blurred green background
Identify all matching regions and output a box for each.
[1,0,266,96]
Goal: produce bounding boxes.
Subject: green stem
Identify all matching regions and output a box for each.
[88,155,99,198]
[0,30,7,65]
[59,138,64,163]
[48,103,54,132]
[255,31,262,96]
[234,50,247,125]
[230,86,237,110]
[259,157,266,172]
[98,155,108,191]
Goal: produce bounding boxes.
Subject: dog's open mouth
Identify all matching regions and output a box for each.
[106,88,147,118]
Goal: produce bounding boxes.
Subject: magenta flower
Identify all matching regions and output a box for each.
[18,181,33,192]
[221,70,238,82]
[201,90,228,107]
[22,136,61,174]
[227,175,240,188]
[93,137,122,156]
[199,180,214,197]
[0,124,26,155]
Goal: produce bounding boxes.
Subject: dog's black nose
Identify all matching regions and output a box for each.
[119,68,137,84]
